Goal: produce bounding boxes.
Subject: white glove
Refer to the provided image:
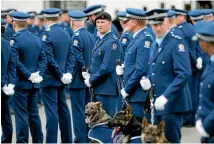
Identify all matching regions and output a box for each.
[82,71,90,80]
[121,88,129,99]
[33,76,43,83]
[140,76,151,90]
[28,71,40,83]
[2,85,14,96]
[84,78,92,87]
[154,95,168,110]
[196,57,203,70]
[116,64,124,76]
[196,119,210,137]
[61,73,72,84]
[8,84,15,89]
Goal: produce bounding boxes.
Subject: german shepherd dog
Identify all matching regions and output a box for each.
[107,105,142,143]
[85,102,111,128]
[141,118,169,143]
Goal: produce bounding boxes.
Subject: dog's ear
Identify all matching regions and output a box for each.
[96,101,102,107]
[157,121,165,133]
[142,117,149,128]
[126,105,132,114]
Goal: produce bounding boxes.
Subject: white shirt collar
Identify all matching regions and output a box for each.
[210,55,214,63]
[16,28,26,33]
[99,30,111,39]
[156,29,170,46]
[133,27,146,38]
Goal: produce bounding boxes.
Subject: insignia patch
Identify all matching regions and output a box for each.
[10,40,14,46]
[73,40,78,46]
[122,38,127,44]
[144,41,151,48]
[178,44,185,52]
[111,43,117,51]
[42,35,47,41]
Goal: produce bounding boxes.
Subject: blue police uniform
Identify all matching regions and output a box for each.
[2,10,16,39]
[83,4,119,39]
[146,24,155,39]
[85,20,96,34]
[1,19,15,143]
[59,21,74,37]
[194,21,214,143]
[67,10,96,143]
[147,9,192,143]
[9,12,46,143]
[120,8,153,119]
[27,12,37,33]
[88,29,120,117]
[117,11,133,61]
[33,25,46,36]
[40,8,75,143]
[173,8,203,126]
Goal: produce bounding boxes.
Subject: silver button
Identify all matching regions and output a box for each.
[200,82,203,86]
[199,94,202,98]
[154,94,156,97]
[162,61,165,64]
[208,84,211,88]
[198,106,202,110]
[148,63,150,65]
[92,58,93,61]
[152,63,155,65]
[152,84,155,87]
[152,73,155,76]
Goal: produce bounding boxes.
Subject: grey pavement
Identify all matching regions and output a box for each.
[10,98,201,143]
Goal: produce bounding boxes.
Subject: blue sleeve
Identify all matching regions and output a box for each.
[203,110,214,136]
[41,32,63,80]
[111,24,119,38]
[72,36,85,68]
[36,46,47,76]
[124,38,151,94]
[89,40,119,85]
[7,46,16,85]
[65,39,75,74]
[163,40,192,101]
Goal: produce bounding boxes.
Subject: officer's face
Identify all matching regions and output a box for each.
[125,19,136,33]
[89,15,96,24]
[96,19,111,34]
[199,40,210,54]
[151,20,169,38]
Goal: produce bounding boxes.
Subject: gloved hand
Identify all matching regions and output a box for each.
[154,95,168,110]
[196,57,203,70]
[28,71,40,83]
[33,76,43,83]
[84,78,92,87]
[116,64,124,76]
[61,73,72,84]
[121,88,129,99]
[2,85,14,96]
[196,119,210,137]
[82,71,90,80]
[140,76,151,90]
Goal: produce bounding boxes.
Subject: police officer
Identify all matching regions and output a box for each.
[3,9,16,39]
[82,12,120,117]
[173,8,203,126]
[9,11,46,143]
[83,4,119,39]
[85,20,96,34]
[202,9,214,21]
[68,10,95,143]
[117,11,133,61]
[33,12,46,36]
[1,18,15,143]
[27,11,37,33]
[59,9,73,37]
[194,21,214,143]
[116,8,153,120]
[40,8,75,143]
[141,9,191,143]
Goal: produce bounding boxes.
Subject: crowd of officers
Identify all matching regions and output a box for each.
[1,4,214,143]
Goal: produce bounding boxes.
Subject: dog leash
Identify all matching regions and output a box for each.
[148,88,154,125]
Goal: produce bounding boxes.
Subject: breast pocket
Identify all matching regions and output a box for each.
[157,60,173,76]
[125,49,136,64]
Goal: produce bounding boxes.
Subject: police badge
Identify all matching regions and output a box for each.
[10,39,14,46]
[144,41,150,48]
[42,34,47,41]
[111,43,117,51]
[73,39,78,46]
[178,44,185,52]
[122,38,127,44]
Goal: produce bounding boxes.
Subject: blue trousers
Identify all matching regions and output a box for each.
[69,88,89,143]
[1,92,13,143]
[155,113,183,143]
[41,86,72,143]
[94,95,117,117]
[12,89,43,143]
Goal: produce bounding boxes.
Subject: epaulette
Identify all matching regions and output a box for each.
[12,32,20,37]
[178,25,183,29]
[171,33,182,40]
[44,28,50,32]
[63,28,67,31]
[112,35,118,40]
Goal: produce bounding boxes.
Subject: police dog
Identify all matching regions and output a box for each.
[107,105,142,143]
[85,102,111,128]
[141,117,169,143]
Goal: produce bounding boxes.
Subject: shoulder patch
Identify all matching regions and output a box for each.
[122,38,127,44]
[144,41,151,48]
[178,25,183,29]
[111,43,118,51]
[10,39,14,46]
[178,44,185,52]
[73,39,79,46]
[44,28,50,32]
[42,34,47,41]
